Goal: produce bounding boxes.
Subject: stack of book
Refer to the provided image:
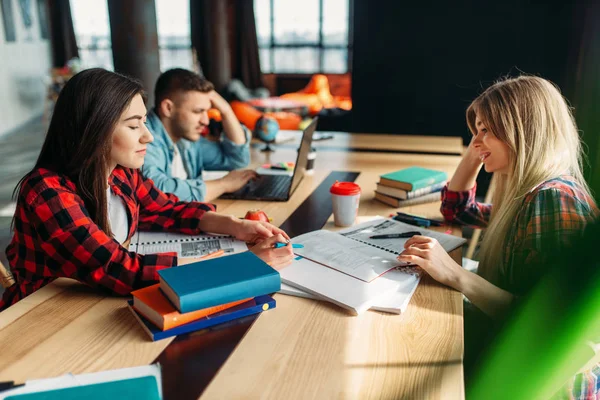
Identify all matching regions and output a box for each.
[127,251,280,341]
[374,166,448,208]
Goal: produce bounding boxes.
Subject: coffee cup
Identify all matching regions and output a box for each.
[330,181,361,227]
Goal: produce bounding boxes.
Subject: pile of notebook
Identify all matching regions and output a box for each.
[374,166,447,208]
[127,252,280,341]
[278,217,467,315]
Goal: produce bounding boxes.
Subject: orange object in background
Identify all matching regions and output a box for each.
[207,108,222,122]
[230,100,263,130]
[229,100,302,131]
[280,74,353,115]
[264,111,301,130]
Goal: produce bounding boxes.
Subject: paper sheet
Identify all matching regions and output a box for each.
[338,217,467,255]
[292,230,402,282]
[130,231,248,258]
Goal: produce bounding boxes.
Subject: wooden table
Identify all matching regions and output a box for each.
[0,135,465,399]
[261,130,464,156]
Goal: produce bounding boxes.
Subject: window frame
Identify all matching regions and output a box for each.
[258,0,353,74]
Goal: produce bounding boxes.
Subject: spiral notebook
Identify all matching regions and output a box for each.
[130,231,248,258]
[292,218,465,282]
[281,217,466,314]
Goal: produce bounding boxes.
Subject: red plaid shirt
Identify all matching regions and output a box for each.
[0,166,215,310]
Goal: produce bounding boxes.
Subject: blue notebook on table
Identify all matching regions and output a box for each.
[127,295,276,341]
[158,251,280,313]
[5,377,160,400]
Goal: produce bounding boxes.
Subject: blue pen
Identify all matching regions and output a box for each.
[396,212,443,227]
[393,214,431,227]
[274,242,304,249]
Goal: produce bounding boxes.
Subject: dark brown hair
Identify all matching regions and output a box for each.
[14,68,145,235]
[154,68,214,110]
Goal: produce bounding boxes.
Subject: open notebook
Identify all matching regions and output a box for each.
[130,231,247,258]
[282,217,466,315]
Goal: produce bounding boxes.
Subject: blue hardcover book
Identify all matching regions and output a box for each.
[158,251,280,313]
[127,295,276,341]
[5,376,160,400]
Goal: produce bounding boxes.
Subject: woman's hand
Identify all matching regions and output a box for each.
[447,136,484,192]
[249,234,295,270]
[230,218,290,244]
[397,235,464,290]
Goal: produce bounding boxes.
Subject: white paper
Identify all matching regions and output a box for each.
[274,130,300,143]
[0,364,162,399]
[130,231,248,258]
[292,230,402,282]
[280,256,415,315]
[338,217,467,255]
[280,267,421,315]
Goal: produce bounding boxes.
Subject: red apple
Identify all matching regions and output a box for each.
[244,209,270,222]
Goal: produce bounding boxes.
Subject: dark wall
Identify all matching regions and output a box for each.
[351,1,580,141]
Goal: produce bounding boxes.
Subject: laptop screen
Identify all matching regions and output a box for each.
[287,117,318,197]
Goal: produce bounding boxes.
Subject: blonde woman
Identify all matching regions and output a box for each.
[397,76,598,397]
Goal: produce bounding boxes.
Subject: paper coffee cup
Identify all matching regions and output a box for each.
[330,181,361,227]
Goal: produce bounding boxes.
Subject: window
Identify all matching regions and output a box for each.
[70,0,113,70]
[71,0,193,72]
[155,0,193,71]
[254,0,351,74]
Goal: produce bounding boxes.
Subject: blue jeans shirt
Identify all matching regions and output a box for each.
[142,109,251,201]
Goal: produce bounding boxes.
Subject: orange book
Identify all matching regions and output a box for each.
[132,284,249,331]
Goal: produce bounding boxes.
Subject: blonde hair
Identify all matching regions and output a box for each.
[467,76,591,283]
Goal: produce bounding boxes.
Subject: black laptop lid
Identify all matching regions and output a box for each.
[285,117,318,198]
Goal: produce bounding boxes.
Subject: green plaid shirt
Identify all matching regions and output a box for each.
[442,176,599,399]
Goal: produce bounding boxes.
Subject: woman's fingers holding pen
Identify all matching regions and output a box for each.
[397,237,462,289]
[249,234,294,270]
[404,235,437,249]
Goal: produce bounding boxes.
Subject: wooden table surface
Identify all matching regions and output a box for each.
[0,134,465,399]
[265,130,464,155]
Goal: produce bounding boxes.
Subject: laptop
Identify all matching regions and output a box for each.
[220,117,318,201]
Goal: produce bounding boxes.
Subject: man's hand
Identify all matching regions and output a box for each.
[208,90,246,145]
[208,90,232,114]
[220,170,258,193]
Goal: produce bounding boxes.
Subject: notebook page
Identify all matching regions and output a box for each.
[338,218,466,255]
[130,231,247,257]
[292,230,401,282]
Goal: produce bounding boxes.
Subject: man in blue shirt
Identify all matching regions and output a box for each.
[143,68,257,201]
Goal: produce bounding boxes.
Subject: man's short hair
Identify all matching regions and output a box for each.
[154,68,214,109]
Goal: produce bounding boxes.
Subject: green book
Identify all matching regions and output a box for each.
[379,167,447,191]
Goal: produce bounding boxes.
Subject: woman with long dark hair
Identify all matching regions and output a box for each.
[0,68,293,310]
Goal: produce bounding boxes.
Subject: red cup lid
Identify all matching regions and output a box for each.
[330,181,361,196]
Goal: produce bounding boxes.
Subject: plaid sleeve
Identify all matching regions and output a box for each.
[440,184,491,228]
[134,170,217,233]
[27,187,177,295]
[509,188,595,296]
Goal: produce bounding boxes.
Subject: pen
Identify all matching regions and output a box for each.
[0,381,24,392]
[200,249,225,260]
[396,212,443,226]
[269,165,288,171]
[369,232,421,239]
[393,214,431,227]
[274,242,304,249]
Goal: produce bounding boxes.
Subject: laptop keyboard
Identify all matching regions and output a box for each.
[244,175,291,197]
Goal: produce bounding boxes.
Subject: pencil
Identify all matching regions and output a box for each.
[200,249,225,260]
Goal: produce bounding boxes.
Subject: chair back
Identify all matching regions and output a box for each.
[0,260,15,289]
